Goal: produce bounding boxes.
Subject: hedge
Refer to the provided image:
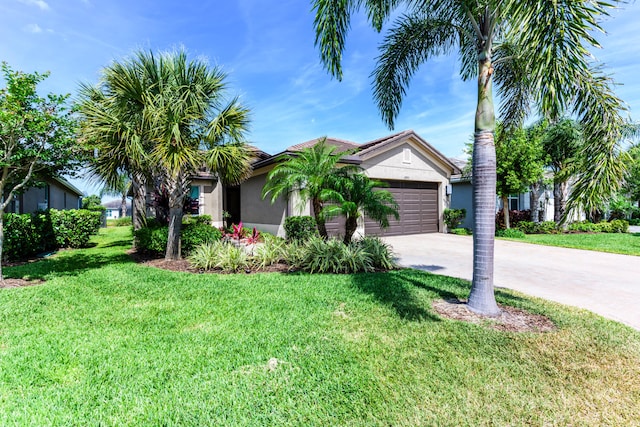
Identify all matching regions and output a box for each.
[2,209,102,261]
[134,221,222,256]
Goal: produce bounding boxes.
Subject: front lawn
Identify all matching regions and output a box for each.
[502,232,640,256]
[1,227,639,426]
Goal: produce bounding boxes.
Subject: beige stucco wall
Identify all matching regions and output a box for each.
[361,140,452,233]
[190,179,223,226]
[240,172,287,236]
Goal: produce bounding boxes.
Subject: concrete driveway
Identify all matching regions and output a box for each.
[383,233,640,330]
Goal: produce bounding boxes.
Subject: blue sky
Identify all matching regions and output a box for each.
[2,0,639,195]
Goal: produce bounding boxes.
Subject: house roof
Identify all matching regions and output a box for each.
[102,199,131,210]
[251,130,461,175]
[53,176,83,197]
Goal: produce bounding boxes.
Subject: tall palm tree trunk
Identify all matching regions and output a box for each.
[553,180,567,223]
[131,171,147,232]
[165,173,189,260]
[343,216,357,244]
[312,198,328,239]
[467,53,500,316]
[530,180,542,223]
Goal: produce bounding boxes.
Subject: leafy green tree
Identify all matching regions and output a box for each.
[0,63,80,280]
[100,172,131,218]
[78,49,253,260]
[313,0,626,315]
[495,125,545,228]
[82,195,104,211]
[324,173,399,244]
[541,119,583,223]
[262,138,359,238]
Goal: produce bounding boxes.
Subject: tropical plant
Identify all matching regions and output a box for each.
[356,236,396,270]
[323,173,399,244]
[298,237,373,274]
[623,145,640,207]
[99,172,131,218]
[262,138,359,238]
[78,49,253,260]
[283,216,318,242]
[312,0,626,315]
[0,63,80,280]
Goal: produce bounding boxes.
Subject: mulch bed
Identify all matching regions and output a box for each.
[432,298,556,333]
[0,278,44,289]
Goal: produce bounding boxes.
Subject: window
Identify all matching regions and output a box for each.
[508,194,519,211]
[188,186,200,214]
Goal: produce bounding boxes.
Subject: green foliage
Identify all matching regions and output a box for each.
[183,214,212,225]
[188,241,249,273]
[567,220,629,234]
[82,195,106,212]
[284,216,319,242]
[48,209,103,248]
[3,214,39,260]
[516,221,559,235]
[495,228,526,239]
[450,228,472,236]
[443,208,466,230]
[107,217,132,227]
[624,145,640,204]
[629,218,640,226]
[135,222,222,255]
[356,237,396,270]
[252,234,288,268]
[298,237,373,274]
[608,194,633,220]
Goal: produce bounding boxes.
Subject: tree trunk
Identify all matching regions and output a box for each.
[0,210,5,282]
[553,180,568,223]
[131,171,147,232]
[467,50,500,316]
[501,195,510,229]
[343,215,357,244]
[312,198,328,239]
[120,194,127,218]
[165,174,189,260]
[530,180,541,223]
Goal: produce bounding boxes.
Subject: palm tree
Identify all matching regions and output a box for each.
[78,49,253,260]
[324,173,399,244]
[262,138,359,238]
[99,172,131,218]
[313,0,626,315]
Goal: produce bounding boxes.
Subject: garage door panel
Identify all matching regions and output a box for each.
[364,180,439,236]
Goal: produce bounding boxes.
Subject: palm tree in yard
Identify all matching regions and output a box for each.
[262,138,359,238]
[79,49,253,260]
[324,173,399,244]
[313,0,627,315]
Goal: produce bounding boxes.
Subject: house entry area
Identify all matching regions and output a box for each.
[224,185,241,227]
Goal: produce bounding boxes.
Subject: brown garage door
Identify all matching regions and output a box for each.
[364,181,439,236]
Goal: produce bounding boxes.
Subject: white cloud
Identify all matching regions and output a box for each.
[24,23,42,33]
[17,0,50,11]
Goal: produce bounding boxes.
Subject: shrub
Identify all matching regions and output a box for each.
[595,221,613,233]
[252,234,288,268]
[181,223,222,254]
[608,219,629,233]
[568,220,598,233]
[49,209,102,248]
[356,237,395,270]
[3,214,38,260]
[188,241,221,271]
[214,243,249,273]
[135,221,222,255]
[183,214,212,225]
[298,237,373,274]
[450,228,472,236]
[516,221,558,234]
[629,218,640,226]
[443,208,466,230]
[496,209,531,230]
[107,217,132,227]
[284,216,318,242]
[496,228,526,238]
[515,221,537,234]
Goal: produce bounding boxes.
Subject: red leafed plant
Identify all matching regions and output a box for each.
[245,227,260,245]
[231,222,246,240]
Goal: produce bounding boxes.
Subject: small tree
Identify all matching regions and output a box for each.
[323,173,399,244]
[495,125,545,229]
[623,145,640,208]
[0,63,79,280]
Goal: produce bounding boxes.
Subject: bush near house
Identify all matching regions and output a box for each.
[3,209,101,261]
[134,219,222,256]
[515,221,559,235]
[443,208,466,230]
[495,209,532,230]
[567,220,629,234]
[284,216,319,242]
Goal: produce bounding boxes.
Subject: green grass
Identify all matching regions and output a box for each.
[501,232,640,256]
[1,227,640,426]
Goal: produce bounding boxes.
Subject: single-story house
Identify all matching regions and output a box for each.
[103,199,132,219]
[178,130,460,238]
[7,176,83,214]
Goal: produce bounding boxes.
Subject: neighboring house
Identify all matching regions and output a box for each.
[103,199,132,219]
[7,177,83,214]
